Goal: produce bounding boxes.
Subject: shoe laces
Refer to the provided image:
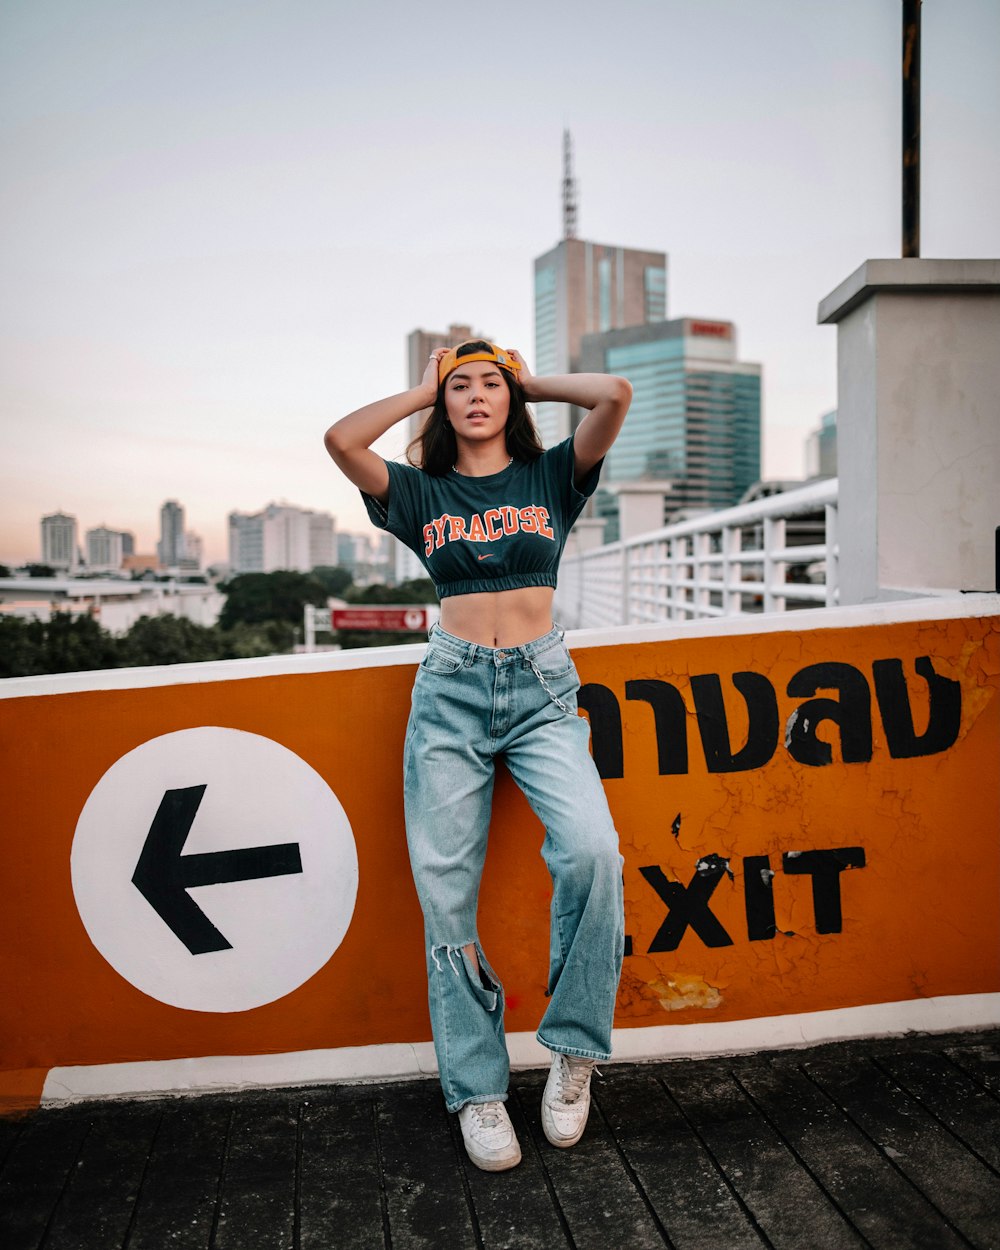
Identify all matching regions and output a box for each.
[557,1056,596,1104]
[469,1100,504,1129]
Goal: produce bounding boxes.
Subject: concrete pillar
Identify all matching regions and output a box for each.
[564,517,607,559]
[819,260,1000,603]
[615,481,674,543]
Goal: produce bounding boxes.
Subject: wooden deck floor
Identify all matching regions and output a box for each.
[2,1028,998,1249]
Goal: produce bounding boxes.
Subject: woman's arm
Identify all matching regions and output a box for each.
[323,351,444,501]
[508,351,632,480]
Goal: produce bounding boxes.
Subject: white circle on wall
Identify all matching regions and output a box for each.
[71,727,358,1013]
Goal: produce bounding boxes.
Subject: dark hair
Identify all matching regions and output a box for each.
[406,340,544,475]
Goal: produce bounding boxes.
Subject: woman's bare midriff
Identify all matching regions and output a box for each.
[438,586,556,649]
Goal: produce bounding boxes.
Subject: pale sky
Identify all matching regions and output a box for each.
[2,0,998,565]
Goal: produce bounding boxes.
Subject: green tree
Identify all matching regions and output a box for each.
[219,571,329,631]
[0,616,45,677]
[311,565,354,597]
[4,612,120,675]
[25,563,56,578]
[119,614,225,667]
[220,619,296,658]
[0,564,11,578]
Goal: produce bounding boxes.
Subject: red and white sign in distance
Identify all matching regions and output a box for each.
[688,319,731,338]
[331,607,431,632]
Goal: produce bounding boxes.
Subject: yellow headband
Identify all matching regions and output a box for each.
[438,342,522,387]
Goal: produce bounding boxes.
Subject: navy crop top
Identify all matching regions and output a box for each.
[361,436,602,598]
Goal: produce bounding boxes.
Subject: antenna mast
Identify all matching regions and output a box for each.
[562,129,578,240]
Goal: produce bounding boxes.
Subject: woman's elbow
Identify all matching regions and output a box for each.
[612,376,633,407]
[324,423,349,461]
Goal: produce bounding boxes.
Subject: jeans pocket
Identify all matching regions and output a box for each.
[420,644,463,675]
[530,637,574,678]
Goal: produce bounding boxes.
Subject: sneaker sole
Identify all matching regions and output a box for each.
[464,1142,522,1172]
[541,1103,588,1149]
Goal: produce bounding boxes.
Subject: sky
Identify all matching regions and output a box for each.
[1,0,998,566]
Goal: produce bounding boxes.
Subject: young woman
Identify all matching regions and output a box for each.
[324,340,632,1171]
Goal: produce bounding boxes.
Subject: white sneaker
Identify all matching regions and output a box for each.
[541,1053,596,1148]
[458,1100,522,1171]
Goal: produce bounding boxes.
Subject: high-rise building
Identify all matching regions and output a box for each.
[308,511,336,568]
[85,526,124,572]
[228,504,335,574]
[157,500,186,567]
[806,410,838,479]
[533,238,668,446]
[40,512,78,572]
[183,531,204,571]
[579,317,761,534]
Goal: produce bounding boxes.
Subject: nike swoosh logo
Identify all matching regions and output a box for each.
[477,553,494,561]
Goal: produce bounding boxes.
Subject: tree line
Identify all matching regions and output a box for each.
[0,568,437,678]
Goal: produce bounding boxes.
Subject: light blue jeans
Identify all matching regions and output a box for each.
[403,624,625,1113]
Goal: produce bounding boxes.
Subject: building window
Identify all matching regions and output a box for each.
[644,267,666,322]
[599,258,612,332]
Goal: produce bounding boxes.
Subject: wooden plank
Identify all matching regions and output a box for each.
[213,1094,298,1250]
[375,1081,479,1250]
[0,1117,23,1172]
[298,1091,387,1250]
[0,1112,91,1250]
[945,1038,1000,1098]
[663,1061,864,1250]
[514,1070,668,1250]
[730,1053,967,1250]
[876,1049,1000,1173]
[127,1100,230,1250]
[596,1065,764,1250]
[43,1104,159,1250]
[459,1081,571,1250]
[804,1054,1000,1247]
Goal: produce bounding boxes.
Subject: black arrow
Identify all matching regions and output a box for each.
[132,784,303,955]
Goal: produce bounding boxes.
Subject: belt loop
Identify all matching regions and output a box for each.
[464,643,477,668]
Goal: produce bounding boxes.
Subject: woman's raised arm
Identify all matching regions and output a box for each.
[507,351,632,480]
[324,351,444,501]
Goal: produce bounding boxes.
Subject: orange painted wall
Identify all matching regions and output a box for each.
[1,613,997,1093]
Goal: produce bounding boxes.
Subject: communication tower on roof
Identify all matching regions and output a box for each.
[562,129,578,240]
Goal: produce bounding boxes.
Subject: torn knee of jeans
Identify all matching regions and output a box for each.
[430,941,470,976]
[429,940,502,1011]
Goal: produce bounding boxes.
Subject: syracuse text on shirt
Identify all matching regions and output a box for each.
[422,506,556,557]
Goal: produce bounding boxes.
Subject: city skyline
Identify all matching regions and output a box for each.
[2,0,998,565]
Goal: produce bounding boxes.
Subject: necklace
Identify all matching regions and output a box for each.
[452,455,513,475]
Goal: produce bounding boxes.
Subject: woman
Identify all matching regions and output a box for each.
[324,340,632,1171]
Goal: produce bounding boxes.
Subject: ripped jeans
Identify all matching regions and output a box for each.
[404,624,625,1113]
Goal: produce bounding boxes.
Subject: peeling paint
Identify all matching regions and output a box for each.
[648,973,723,1012]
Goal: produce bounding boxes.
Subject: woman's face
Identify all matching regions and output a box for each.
[443,359,511,444]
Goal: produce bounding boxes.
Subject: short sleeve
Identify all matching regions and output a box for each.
[360,460,426,555]
[545,436,604,528]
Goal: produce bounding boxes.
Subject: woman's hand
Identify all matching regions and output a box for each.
[420,348,448,403]
[506,349,536,400]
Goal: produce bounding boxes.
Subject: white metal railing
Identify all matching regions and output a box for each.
[555,479,840,629]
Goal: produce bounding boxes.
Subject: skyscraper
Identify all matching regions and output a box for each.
[579,317,761,531]
[40,512,78,572]
[533,238,667,446]
[157,500,186,568]
[85,526,124,572]
[228,504,335,574]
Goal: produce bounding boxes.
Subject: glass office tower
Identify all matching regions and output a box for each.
[579,318,761,534]
[533,238,668,447]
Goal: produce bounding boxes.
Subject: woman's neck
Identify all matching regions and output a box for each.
[452,442,512,477]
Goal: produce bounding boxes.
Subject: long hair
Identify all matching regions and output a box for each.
[406,340,544,475]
